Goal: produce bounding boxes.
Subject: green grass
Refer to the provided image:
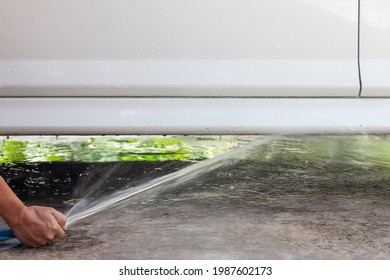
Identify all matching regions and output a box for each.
[2,135,390,168]
[0,136,238,163]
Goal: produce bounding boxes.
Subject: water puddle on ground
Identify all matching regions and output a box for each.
[0,135,389,259]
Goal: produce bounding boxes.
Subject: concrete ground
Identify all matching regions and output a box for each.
[0,136,389,259]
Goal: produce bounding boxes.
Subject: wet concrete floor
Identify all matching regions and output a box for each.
[0,136,389,259]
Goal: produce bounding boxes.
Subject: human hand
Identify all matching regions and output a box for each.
[10,206,67,248]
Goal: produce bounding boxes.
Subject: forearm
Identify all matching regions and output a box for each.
[0,176,25,227]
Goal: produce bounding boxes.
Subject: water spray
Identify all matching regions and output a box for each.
[66,136,277,227]
[0,135,276,251]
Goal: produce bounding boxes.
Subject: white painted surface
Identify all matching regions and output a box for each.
[1,98,390,135]
[0,0,359,97]
[0,60,357,97]
[360,0,390,96]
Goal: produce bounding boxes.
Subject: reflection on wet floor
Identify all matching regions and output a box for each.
[0,136,390,259]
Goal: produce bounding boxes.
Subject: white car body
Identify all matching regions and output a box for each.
[0,0,389,134]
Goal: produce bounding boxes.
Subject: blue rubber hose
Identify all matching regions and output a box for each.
[0,236,13,242]
[0,228,20,251]
[0,228,14,237]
